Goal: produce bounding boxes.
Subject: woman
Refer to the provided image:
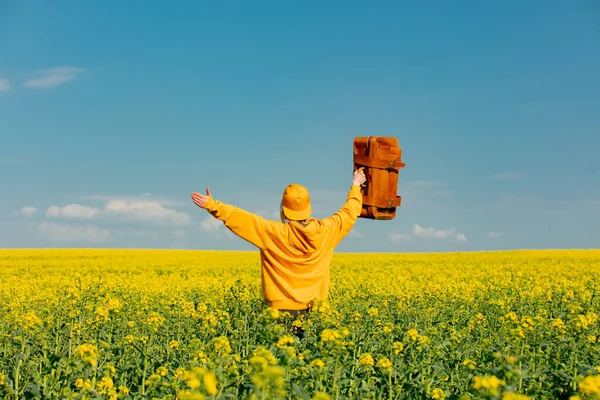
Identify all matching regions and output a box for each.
[191,168,366,323]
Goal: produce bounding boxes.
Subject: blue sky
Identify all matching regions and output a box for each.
[1,0,599,252]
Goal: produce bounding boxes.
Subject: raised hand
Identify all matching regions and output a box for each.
[191,188,212,209]
[353,167,367,186]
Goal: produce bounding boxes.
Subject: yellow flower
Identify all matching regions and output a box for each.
[588,335,597,343]
[182,301,196,317]
[250,346,277,372]
[376,357,392,370]
[183,368,216,391]
[473,375,505,390]
[277,334,295,348]
[74,343,100,366]
[21,311,42,329]
[359,353,374,367]
[407,329,419,341]
[203,371,218,395]
[193,351,208,363]
[106,298,122,312]
[124,335,135,345]
[211,336,231,355]
[95,306,109,321]
[312,392,331,400]
[321,329,341,342]
[310,359,325,369]
[502,392,533,400]
[97,376,114,395]
[418,335,431,346]
[431,388,445,399]
[169,340,179,349]
[75,378,93,391]
[578,375,600,396]
[265,307,280,319]
[146,311,165,326]
[393,341,404,354]
[462,359,477,370]
[185,375,201,390]
[576,312,598,329]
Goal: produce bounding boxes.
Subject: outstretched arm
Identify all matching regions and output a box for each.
[326,169,365,242]
[191,188,277,250]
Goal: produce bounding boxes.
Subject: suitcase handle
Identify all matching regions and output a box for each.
[362,170,372,188]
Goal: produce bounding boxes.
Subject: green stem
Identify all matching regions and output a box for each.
[388,369,393,400]
[14,358,21,399]
[141,350,148,395]
[332,357,340,399]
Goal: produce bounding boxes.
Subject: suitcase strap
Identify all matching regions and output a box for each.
[362,195,401,209]
[353,154,405,171]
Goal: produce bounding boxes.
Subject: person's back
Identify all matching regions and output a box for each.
[191,168,366,312]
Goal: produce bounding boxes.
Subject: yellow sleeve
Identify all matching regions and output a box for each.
[203,197,277,250]
[326,185,363,242]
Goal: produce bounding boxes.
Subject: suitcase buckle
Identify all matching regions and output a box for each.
[387,159,397,169]
[386,199,395,208]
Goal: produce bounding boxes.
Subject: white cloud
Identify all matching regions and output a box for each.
[46,199,190,226]
[0,78,10,92]
[493,172,527,180]
[17,206,38,217]
[79,193,185,207]
[348,229,363,238]
[37,221,110,243]
[47,204,101,219]
[104,199,190,225]
[200,216,222,232]
[489,232,503,238]
[23,67,86,89]
[255,210,283,221]
[390,232,412,242]
[198,216,236,240]
[413,224,467,242]
[455,233,467,242]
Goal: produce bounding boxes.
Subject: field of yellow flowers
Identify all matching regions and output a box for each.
[0,249,599,399]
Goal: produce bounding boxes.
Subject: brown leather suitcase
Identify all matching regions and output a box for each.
[353,136,406,220]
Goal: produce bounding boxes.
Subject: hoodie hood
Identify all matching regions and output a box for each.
[286,219,323,253]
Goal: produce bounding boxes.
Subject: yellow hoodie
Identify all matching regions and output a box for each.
[203,185,363,310]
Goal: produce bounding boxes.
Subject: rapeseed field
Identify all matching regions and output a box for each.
[0,249,599,399]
